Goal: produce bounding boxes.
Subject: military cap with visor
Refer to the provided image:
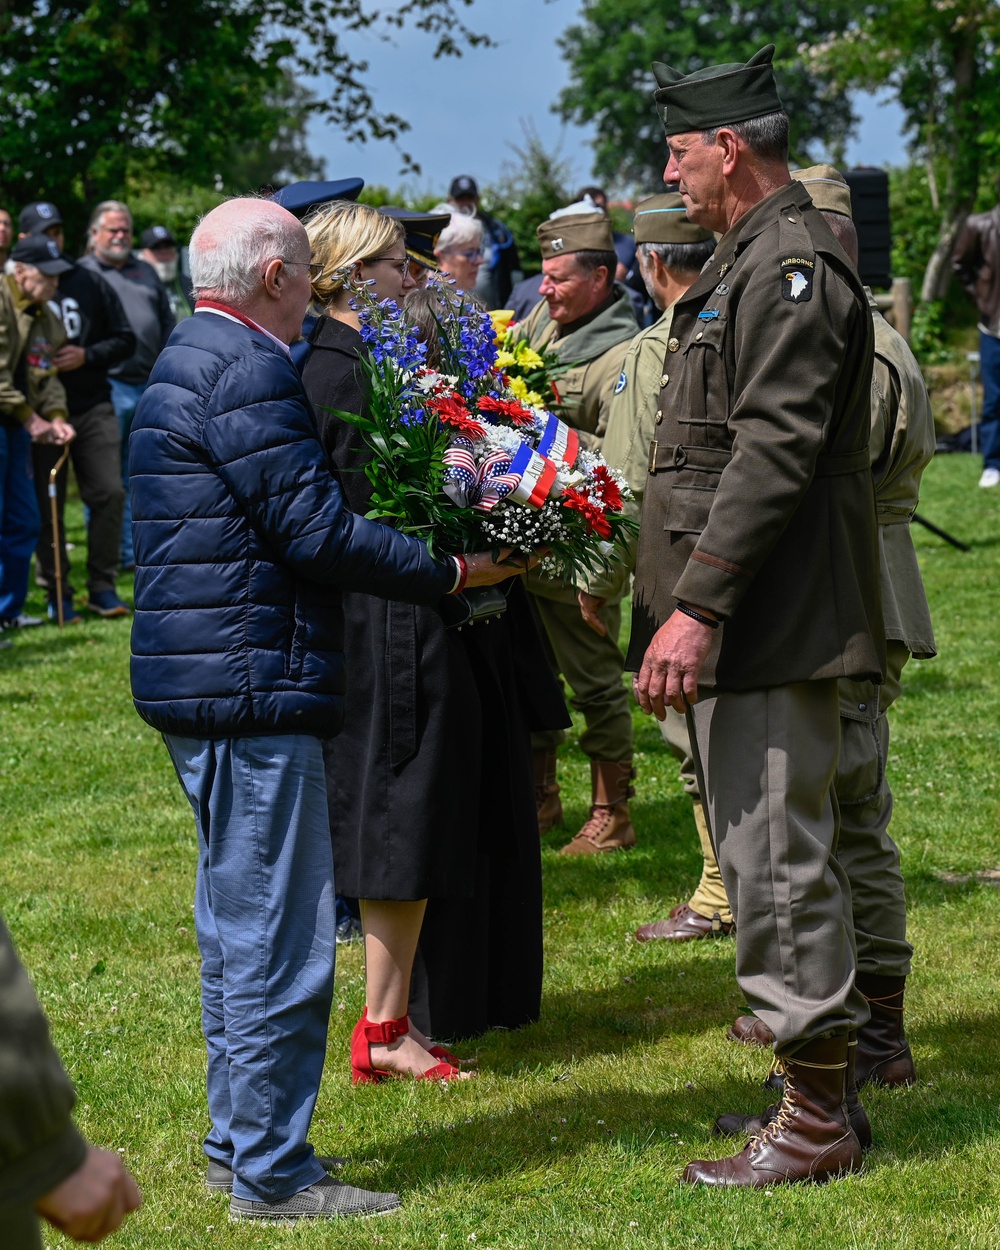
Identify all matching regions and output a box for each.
[652,44,784,136]
[791,164,853,219]
[10,234,73,274]
[536,211,615,261]
[379,206,450,270]
[270,178,364,219]
[633,192,715,245]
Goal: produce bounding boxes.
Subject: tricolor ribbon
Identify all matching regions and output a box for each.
[507,441,559,509]
[536,413,579,468]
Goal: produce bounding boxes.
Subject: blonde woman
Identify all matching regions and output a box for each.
[301,202,563,1079]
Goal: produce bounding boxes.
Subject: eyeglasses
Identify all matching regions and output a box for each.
[442,248,483,264]
[101,227,131,237]
[365,255,409,277]
[280,259,325,279]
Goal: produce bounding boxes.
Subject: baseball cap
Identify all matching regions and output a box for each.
[19,201,64,235]
[140,225,177,249]
[10,234,74,274]
[449,175,479,200]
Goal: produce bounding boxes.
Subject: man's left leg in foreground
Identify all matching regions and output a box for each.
[164,732,400,1220]
[682,681,868,1187]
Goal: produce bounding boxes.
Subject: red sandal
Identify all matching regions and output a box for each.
[351,1008,460,1085]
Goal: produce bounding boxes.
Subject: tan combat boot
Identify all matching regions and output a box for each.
[533,748,563,835]
[558,760,636,855]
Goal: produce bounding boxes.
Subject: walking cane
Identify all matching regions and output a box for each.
[49,445,71,628]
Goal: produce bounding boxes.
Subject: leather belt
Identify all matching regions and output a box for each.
[812,448,871,477]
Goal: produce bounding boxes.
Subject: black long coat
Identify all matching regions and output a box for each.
[302,315,568,1037]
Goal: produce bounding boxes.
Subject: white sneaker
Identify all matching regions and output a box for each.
[979,467,1000,488]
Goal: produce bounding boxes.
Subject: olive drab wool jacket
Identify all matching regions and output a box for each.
[627,180,885,691]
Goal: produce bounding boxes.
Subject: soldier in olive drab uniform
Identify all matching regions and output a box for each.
[596,193,733,939]
[520,211,640,855]
[722,167,935,1094]
[629,47,884,1187]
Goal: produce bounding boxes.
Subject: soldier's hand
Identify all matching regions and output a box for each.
[633,608,715,719]
[577,590,607,636]
[35,1146,142,1242]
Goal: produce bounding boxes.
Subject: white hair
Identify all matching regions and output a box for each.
[189,198,306,304]
[432,206,485,254]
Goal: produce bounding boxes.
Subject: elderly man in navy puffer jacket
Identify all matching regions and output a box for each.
[129,197,519,1223]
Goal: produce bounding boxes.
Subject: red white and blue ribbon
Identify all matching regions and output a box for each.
[536,413,579,469]
[507,442,559,509]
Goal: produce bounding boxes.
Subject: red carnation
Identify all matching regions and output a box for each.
[427,394,485,438]
[562,487,612,539]
[478,395,536,427]
[591,464,624,511]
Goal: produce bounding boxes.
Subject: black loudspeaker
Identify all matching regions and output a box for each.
[844,167,892,289]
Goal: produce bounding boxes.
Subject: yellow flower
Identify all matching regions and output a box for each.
[514,345,545,370]
[526,390,544,408]
[508,375,529,400]
[490,309,516,345]
[496,350,516,369]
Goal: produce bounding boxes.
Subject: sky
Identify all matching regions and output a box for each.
[306,0,909,200]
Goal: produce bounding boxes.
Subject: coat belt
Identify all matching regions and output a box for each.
[648,442,870,478]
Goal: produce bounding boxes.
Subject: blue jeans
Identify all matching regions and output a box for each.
[109,378,146,568]
[164,733,335,1202]
[978,330,1000,470]
[0,422,42,621]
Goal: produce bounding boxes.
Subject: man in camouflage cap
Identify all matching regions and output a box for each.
[629,47,883,1186]
[520,209,639,856]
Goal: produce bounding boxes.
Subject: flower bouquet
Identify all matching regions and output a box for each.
[489,309,574,415]
[330,279,635,587]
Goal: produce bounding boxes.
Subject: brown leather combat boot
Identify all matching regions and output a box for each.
[558,760,636,855]
[533,748,563,835]
[730,974,916,1091]
[712,1033,872,1151]
[682,1035,864,1187]
[854,973,916,1087]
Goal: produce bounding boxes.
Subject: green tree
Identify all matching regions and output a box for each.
[556,0,858,191]
[485,124,574,274]
[805,0,1000,301]
[0,0,490,239]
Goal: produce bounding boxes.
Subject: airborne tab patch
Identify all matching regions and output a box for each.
[780,256,814,303]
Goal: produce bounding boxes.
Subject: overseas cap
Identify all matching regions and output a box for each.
[379,206,451,270]
[791,164,853,218]
[633,192,715,244]
[537,210,614,260]
[270,178,364,218]
[140,224,177,249]
[10,234,73,274]
[652,44,784,137]
[19,201,64,234]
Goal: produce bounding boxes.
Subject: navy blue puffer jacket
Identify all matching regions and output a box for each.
[129,311,453,739]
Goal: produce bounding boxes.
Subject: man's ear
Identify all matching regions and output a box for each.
[716,127,741,178]
[261,256,285,298]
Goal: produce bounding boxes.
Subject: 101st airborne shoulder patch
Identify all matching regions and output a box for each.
[780,256,814,303]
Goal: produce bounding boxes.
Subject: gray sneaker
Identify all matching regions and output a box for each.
[229,1174,401,1221]
[207,1154,345,1193]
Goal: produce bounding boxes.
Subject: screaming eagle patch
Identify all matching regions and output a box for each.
[780,256,814,303]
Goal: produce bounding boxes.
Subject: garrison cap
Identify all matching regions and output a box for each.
[652,44,784,136]
[791,164,853,219]
[270,178,364,218]
[633,192,715,245]
[536,211,615,260]
[379,206,450,270]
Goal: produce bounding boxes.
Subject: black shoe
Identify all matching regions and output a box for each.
[207,1154,345,1193]
[229,1174,400,1221]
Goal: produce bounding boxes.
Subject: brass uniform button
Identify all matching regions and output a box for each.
[655,410,663,425]
[660,373,669,387]
[668,337,680,352]
[695,331,704,340]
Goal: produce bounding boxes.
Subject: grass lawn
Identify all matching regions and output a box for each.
[2,453,999,1249]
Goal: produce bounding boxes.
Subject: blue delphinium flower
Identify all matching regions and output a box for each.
[358,298,428,371]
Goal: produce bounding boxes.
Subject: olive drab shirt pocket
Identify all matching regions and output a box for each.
[679,316,728,427]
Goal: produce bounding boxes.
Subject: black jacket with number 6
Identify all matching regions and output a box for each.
[54,263,135,417]
[627,180,885,691]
